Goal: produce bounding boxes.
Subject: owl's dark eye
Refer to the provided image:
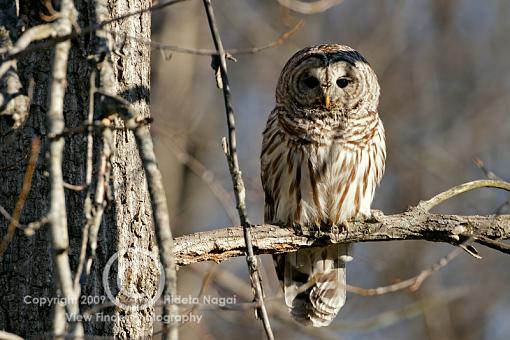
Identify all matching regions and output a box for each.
[336,78,350,88]
[303,76,319,89]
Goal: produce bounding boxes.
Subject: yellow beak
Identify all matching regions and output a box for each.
[325,95,331,110]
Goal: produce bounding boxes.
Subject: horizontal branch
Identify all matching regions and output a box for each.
[174,211,510,266]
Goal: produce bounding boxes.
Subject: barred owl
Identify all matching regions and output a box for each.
[261,44,386,326]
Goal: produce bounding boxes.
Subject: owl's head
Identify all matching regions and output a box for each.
[276,44,380,115]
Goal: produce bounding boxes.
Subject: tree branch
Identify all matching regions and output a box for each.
[172,179,510,266]
[174,209,510,266]
[46,0,83,336]
[0,137,40,259]
[0,0,190,62]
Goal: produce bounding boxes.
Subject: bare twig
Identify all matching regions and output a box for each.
[62,181,86,191]
[191,265,217,313]
[74,70,96,290]
[23,216,50,236]
[0,330,24,340]
[157,132,238,224]
[46,0,83,336]
[4,6,300,65]
[2,23,57,56]
[333,287,469,332]
[347,241,467,296]
[0,205,15,224]
[110,20,303,57]
[202,1,274,338]
[473,158,510,214]
[0,6,30,128]
[1,0,190,62]
[0,137,40,259]
[473,158,500,180]
[84,123,112,278]
[48,117,152,140]
[81,0,117,287]
[472,235,510,255]
[416,180,510,211]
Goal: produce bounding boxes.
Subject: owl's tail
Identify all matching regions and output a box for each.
[274,243,352,327]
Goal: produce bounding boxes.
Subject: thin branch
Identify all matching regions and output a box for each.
[333,286,469,332]
[46,0,83,336]
[0,330,24,340]
[23,216,50,236]
[2,23,57,57]
[473,158,500,180]
[347,241,466,296]
[48,117,152,140]
[0,5,30,128]
[417,180,510,211]
[472,235,510,255]
[473,158,510,214]
[3,6,300,65]
[1,0,190,62]
[157,132,238,224]
[202,1,274,339]
[62,181,86,191]
[110,20,303,57]
[74,69,96,290]
[0,137,40,259]
[84,124,112,277]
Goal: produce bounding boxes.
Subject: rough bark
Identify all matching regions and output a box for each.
[0,0,155,338]
[173,212,510,266]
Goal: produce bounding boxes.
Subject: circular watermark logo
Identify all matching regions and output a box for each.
[102,248,165,311]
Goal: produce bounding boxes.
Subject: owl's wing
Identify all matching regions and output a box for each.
[260,108,283,223]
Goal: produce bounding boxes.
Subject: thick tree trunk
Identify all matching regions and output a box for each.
[0,0,155,337]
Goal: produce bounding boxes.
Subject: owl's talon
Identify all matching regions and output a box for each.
[315,226,323,238]
[292,224,304,236]
[330,225,341,242]
[331,224,339,234]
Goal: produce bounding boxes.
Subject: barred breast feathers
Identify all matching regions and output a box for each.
[261,106,386,227]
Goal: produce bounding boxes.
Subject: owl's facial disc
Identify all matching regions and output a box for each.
[292,59,362,112]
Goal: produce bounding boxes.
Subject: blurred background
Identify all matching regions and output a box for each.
[149,1,510,339]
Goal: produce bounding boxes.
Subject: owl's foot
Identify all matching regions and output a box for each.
[291,223,305,236]
[336,221,350,242]
[339,221,350,233]
[329,222,349,242]
[316,227,324,238]
[306,223,322,238]
[331,225,340,234]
